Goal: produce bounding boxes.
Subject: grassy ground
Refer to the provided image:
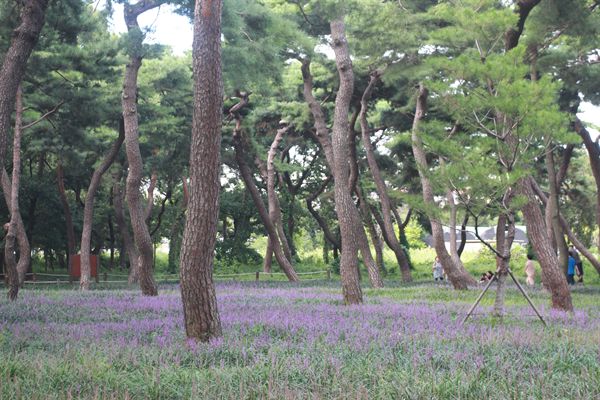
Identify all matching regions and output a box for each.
[1,280,599,399]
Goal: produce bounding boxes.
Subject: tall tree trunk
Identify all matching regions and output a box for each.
[330,19,380,295]
[0,0,49,170]
[2,169,29,286]
[121,2,165,296]
[4,87,27,299]
[233,127,299,281]
[410,84,475,289]
[544,140,569,272]
[300,19,383,300]
[79,123,124,290]
[113,173,139,283]
[573,117,600,250]
[266,126,293,262]
[360,72,411,282]
[263,238,273,273]
[518,176,573,311]
[179,0,224,341]
[56,161,76,271]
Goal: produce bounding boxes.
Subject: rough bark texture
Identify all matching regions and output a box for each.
[56,161,76,270]
[121,1,165,296]
[233,127,299,281]
[179,0,224,342]
[518,176,573,311]
[263,237,273,273]
[79,123,124,290]
[574,118,600,249]
[0,0,49,170]
[410,84,475,289]
[360,73,411,282]
[4,88,25,299]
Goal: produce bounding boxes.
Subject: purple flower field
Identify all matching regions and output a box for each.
[1,282,599,399]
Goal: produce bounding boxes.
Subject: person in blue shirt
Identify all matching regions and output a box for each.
[567,252,576,285]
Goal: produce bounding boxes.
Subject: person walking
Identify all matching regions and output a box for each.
[569,245,584,284]
[524,254,536,286]
[567,252,576,285]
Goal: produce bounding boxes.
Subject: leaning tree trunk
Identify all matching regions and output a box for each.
[266,127,293,262]
[518,176,573,311]
[179,0,224,342]
[410,83,475,289]
[79,123,124,290]
[4,87,25,300]
[360,72,411,282]
[0,0,49,170]
[233,127,299,281]
[121,1,166,296]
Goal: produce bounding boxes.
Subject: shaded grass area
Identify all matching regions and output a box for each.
[1,282,599,399]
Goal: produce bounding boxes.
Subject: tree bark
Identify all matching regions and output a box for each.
[360,72,411,282]
[56,161,76,271]
[306,176,341,250]
[518,176,573,311]
[410,84,475,289]
[121,1,166,296]
[179,0,224,342]
[79,122,124,290]
[0,0,49,170]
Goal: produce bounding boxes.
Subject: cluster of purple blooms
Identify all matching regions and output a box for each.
[1,282,599,398]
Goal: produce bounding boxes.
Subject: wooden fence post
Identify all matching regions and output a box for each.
[255,271,260,282]
[327,269,331,280]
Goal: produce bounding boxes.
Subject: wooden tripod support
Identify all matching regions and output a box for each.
[461,268,546,326]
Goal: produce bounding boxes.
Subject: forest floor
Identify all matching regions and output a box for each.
[1,281,599,399]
